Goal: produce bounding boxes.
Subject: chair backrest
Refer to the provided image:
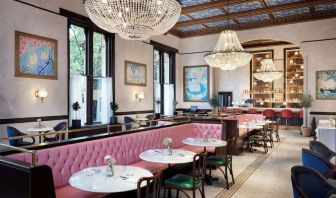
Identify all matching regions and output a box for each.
[53,122,67,131]
[137,170,162,198]
[192,151,208,188]
[280,109,293,118]
[263,109,276,117]
[145,114,154,120]
[291,165,336,198]
[215,138,234,163]
[301,148,335,178]
[298,110,304,119]
[6,126,22,146]
[310,140,335,161]
[124,116,135,130]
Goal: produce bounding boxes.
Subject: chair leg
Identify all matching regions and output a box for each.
[201,182,205,198]
[229,164,235,184]
[176,190,179,198]
[163,185,166,198]
[192,189,196,198]
[225,166,229,190]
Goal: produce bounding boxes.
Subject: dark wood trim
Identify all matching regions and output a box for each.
[149,40,179,53]
[302,37,336,43]
[0,115,68,124]
[310,112,336,115]
[115,110,154,116]
[242,40,293,49]
[14,0,61,16]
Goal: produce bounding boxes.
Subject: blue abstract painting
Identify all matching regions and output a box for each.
[184,66,209,102]
[125,61,147,86]
[15,31,57,80]
[316,70,336,100]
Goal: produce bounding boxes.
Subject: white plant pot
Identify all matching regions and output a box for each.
[301,126,312,137]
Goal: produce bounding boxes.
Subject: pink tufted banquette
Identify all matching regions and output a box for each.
[7,123,223,198]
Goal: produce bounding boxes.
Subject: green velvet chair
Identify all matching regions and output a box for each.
[248,125,268,154]
[163,152,207,198]
[206,138,234,190]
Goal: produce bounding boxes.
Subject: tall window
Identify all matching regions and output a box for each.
[153,48,176,116]
[69,23,114,126]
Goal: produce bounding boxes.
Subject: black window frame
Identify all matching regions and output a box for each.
[151,41,177,115]
[62,9,115,126]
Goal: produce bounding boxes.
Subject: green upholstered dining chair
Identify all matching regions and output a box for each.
[163,152,207,198]
[137,169,162,198]
[206,138,235,190]
[248,125,268,154]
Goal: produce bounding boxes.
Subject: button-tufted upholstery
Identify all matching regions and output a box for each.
[235,114,264,137]
[8,123,222,198]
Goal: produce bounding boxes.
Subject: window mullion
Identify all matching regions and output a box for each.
[86,29,94,125]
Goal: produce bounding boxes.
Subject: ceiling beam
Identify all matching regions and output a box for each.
[177,9,336,38]
[242,40,293,48]
[181,0,255,15]
[175,0,335,28]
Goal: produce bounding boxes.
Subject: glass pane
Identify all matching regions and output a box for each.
[69,75,87,126]
[93,77,113,124]
[154,50,160,82]
[164,53,170,84]
[69,25,86,75]
[163,84,174,116]
[93,32,106,77]
[154,83,161,113]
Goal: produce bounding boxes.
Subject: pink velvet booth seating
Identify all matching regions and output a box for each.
[234,114,264,137]
[7,123,222,198]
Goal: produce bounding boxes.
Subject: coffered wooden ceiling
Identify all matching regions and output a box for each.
[169,0,336,38]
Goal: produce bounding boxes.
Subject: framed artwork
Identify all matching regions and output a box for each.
[124,60,147,86]
[316,70,336,100]
[15,31,58,80]
[183,65,209,102]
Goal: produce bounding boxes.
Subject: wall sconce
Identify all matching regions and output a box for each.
[35,89,48,103]
[134,92,144,102]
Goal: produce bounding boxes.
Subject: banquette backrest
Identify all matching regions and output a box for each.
[7,123,223,189]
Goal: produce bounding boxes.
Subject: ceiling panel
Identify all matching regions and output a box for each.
[178,24,205,32]
[237,14,270,23]
[273,7,310,18]
[180,0,209,7]
[178,15,191,22]
[225,1,263,13]
[265,0,302,7]
[315,2,336,11]
[189,8,223,19]
[205,20,236,28]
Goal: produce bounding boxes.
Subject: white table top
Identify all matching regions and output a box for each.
[136,118,149,121]
[26,126,53,132]
[139,149,195,164]
[69,165,152,193]
[182,138,226,147]
[238,123,263,129]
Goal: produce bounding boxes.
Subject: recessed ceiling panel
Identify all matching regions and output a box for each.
[189,8,223,19]
[273,7,310,18]
[178,24,205,32]
[237,14,270,23]
[180,0,209,7]
[178,15,191,22]
[206,20,236,28]
[315,3,336,11]
[224,1,263,13]
[265,0,302,7]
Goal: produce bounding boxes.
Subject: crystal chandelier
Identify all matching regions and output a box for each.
[254,56,283,82]
[204,30,252,70]
[84,0,181,40]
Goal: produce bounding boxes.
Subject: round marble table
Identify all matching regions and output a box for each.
[69,165,152,193]
[139,149,195,164]
[26,126,53,143]
[182,138,227,152]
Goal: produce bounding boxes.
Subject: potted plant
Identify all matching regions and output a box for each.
[245,98,256,108]
[72,101,81,129]
[299,93,313,137]
[110,102,119,124]
[208,95,219,115]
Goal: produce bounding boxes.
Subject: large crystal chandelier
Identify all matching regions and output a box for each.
[204,30,252,70]
[254,56,283,82]
[84,0,182,40]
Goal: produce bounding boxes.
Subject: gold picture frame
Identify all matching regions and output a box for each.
[183,65,209,102]
[124,60,147,87]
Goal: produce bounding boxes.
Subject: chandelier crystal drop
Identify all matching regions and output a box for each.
[84,0,182,40]
[253,57,283,82]
[204,30,252,71]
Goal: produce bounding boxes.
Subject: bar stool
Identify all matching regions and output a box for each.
[280,109,293,130]
[263,109,276,121]
[298,110,304,126]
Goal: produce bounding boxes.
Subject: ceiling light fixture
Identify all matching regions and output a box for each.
[204,0,252,70]
[253,56,283,82]
[84,0,182,40]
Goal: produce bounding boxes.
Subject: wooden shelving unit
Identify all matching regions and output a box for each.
[250,50,274,108]
[284,48,304,108]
